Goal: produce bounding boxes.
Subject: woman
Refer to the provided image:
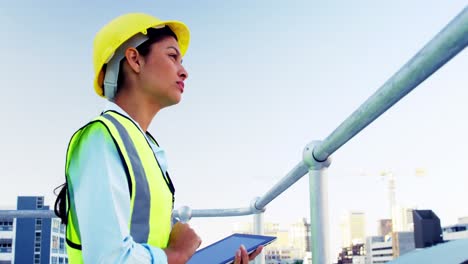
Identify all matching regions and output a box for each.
[55,13,262,264]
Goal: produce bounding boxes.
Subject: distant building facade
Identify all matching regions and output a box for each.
[336,243,365,264]
[391,231,415,258]
[442,217,468,241]
[377,219,392,237]
[341,212,366,247]
[233,218,311,263]
[0,217,14,264]
[11,196,68,264]
[289,218,311,255]
[393,206,414,232]
[365,236,393,264]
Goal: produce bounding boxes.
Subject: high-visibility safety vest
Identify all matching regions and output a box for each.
[64,110,175,263]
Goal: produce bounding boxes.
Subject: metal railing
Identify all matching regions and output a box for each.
[1,6,467,264]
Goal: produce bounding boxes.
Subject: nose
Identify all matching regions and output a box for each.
[178,64,188,81]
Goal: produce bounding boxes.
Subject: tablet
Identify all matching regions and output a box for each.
[187,233,277,264]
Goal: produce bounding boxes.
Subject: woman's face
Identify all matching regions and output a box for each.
[139,36,188,108]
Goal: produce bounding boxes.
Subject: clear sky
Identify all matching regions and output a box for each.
[1,0,467,256]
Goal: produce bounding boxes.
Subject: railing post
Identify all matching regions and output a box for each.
[251,197,265,264]
[303,141,332,264]
[253,212,265,264]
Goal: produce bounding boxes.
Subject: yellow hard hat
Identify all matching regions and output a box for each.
[93,13,190,98]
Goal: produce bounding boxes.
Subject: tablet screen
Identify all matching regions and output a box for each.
[187,233,276,264]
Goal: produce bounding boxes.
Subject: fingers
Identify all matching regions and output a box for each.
[241,245,249,263]
[234,248,241,264]
[166,222,202,263]
[234,245,249,264]
[234,244,264,263]
[249,245,264,260]
[172,222,202,247]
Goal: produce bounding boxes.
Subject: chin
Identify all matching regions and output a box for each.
[173,95,182,105]
[165,96,182,108]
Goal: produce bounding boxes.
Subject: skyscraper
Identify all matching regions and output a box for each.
[289,218,311,255]
[340,211,366,247]
[393,206,414,232]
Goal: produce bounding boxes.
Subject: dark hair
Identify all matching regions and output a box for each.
[116,26,178,89]
[53,183,68,224]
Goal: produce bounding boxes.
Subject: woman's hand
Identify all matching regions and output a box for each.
[164,222,202,264]
[233,244,264,264]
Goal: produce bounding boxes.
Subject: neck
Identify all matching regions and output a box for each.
[113,91,161,132]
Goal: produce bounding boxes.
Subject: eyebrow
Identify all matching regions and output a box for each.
[167,46,181,56]
[167,46,183,63]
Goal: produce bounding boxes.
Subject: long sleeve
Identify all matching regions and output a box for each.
[67,123,168,263]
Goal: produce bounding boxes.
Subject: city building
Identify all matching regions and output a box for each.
[392,206,414,232]
[264,247,304,264]
[377,219,392,237]
[341,212,366,247]
[303,251,312,264]
[336,243,365,264]
[442,216,468,241]
[233,218,311,263]
[412,209,442,248]
[289,218,311,255]
[13,196,68,264]
[0,215,14,264]
[391,231,415,258]
[365,236,393,264]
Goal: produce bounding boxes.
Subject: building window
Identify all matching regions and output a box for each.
[35,231,42,244]
[59,237,65,254]
[37,197,44,209]
[35,219,42,227]
[0,219,13,231]
[53,220,60,232]
[52,236,58,248]
[51,257,58,264]
[0,239,13,253]
[52,235,59,253]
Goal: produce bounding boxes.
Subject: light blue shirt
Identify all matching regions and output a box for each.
[68,102,169,263]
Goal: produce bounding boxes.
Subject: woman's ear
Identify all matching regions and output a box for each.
[125,47,142,73]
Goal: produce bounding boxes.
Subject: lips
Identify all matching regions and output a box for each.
[176,81,184,93]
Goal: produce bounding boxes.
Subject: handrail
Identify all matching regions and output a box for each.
[0,210,56,218]
[313,6,468,162]
[172,161,309,220]
[179,6,468,221]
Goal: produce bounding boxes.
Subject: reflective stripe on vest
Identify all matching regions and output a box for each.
[103,113,151,242]
[65,111,174,263]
